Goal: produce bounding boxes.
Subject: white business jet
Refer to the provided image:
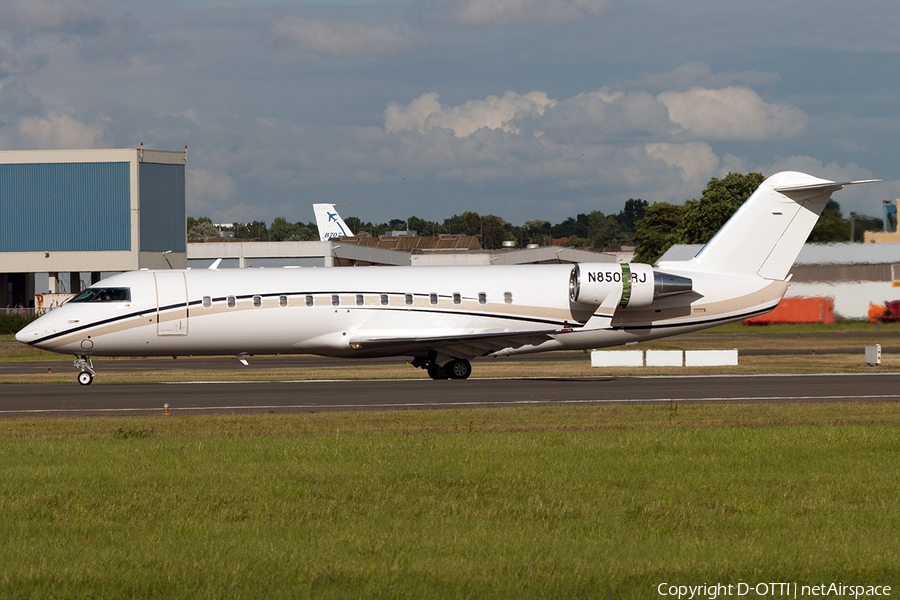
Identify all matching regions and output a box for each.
[314,203,353,240]
[17,172,876,384]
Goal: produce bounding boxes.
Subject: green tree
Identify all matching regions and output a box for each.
[524,219,551,246]
[807,200,851,243]
[587,211,625,248]
[187,217,219,240]
[552,214,590,239]
[481,214,514,249]
[561,235,591,247]
[850,213,882,242]
[186,216,213,234]
[269,217,302,242]
[233,220,269,240]
[677,172,765,244]
[443,211,483,236]
[633,202,687,264]
[407,216,443,236]
[614,199,648,234]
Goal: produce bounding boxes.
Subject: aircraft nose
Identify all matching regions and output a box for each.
[15,323,37,344]
[15,316,54,346]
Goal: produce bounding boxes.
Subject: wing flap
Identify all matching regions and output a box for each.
[348,329,560,358]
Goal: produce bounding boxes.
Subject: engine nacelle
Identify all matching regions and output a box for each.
[569,263,692,309]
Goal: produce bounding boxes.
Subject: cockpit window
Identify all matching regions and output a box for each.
[69,287,131,303]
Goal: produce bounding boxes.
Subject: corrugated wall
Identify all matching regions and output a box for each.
[0,162,130,252]
[139,162,185,252]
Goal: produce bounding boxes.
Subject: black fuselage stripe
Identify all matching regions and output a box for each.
[27,301,571,345]
[28,295,780,347]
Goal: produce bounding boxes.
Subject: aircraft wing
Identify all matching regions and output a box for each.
[347,328,563,359]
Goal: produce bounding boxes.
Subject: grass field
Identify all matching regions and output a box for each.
[3,323,900,597]
[2,404,900,598]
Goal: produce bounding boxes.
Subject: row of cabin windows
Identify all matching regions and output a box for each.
[204,292,513,309]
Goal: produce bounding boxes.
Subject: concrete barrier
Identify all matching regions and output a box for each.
[645,350,683,367]
[590,350,644,367]
[684,349,739,366]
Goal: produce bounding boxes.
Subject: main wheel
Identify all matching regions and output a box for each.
[426,362,449,380]
[448,359,472,380]
[77,371,93,385]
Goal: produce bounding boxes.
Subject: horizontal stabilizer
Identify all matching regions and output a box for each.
[774,179,881,194]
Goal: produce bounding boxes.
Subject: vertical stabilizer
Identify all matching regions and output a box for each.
[661,172,878,281]
[314,204,353,240]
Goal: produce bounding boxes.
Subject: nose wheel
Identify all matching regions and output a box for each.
[74,355,96,385]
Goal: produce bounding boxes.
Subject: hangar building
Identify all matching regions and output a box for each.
[1,148,186,309]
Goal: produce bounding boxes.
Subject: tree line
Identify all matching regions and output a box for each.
[188,172,882,264]
[187,200,651,251]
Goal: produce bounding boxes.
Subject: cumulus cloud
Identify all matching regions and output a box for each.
[657,86,808,140]
[629,62,778,93]
[536,89,671,141]
[272,16,414,58]
[0,40,43,78]
[760,156,875,184]
[0,0,112,36]
[187,167,238,217]
[644,142,720,187]
[442,0,610,26]
[384,91,557,137]
[15,112,104,148]
[0,81,42,117]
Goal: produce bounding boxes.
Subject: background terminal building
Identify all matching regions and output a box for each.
[0,148,186,310]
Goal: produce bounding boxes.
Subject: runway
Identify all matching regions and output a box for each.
[2,373,899,417]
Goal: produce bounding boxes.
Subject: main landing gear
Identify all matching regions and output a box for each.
[74,355,96,385]
[411,355,472,380]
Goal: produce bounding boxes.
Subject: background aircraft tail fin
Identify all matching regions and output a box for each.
[313,204,353,241]
[660,171,878,281]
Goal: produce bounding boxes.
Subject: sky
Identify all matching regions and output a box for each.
[0,0,898,226]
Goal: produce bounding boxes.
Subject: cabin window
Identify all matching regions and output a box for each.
[279,295,288,307]
[227,296,236,309]
[202,296,212,309]
[69,287,131,303]
[453,293,461,305]
[356,294,364,306]
[429,293,438,305]
[332,295,340,306]
[504,292,513,304]
[252,295,262,308]
[305,295,314,307]
[405,294,413,306]
[380,294,389,306]
[478,292,487,305]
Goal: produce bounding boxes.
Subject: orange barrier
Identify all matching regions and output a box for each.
[869,301,900,323]
[743,297,834,325]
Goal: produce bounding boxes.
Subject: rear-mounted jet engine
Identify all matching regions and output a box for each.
[568,263,693,309]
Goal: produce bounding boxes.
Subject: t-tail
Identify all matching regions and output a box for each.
[658,171,880,280]
[313,203,353,241]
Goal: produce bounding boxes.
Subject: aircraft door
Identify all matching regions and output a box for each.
[155,272,189,336]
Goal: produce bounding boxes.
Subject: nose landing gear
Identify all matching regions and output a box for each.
[74,355,96,385]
